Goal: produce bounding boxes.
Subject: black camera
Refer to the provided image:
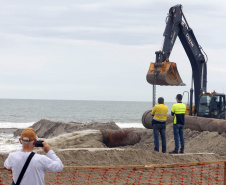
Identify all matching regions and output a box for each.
[35,140,44,147]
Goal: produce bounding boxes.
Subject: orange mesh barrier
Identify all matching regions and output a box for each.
[1,161,226,184]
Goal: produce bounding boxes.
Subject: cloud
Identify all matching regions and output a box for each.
[1,1,225,47]
[0,1,225,101]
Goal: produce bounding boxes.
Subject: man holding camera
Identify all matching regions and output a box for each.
[4,128,63,185]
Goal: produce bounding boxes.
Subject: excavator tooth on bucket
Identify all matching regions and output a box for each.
[146,60,185,86]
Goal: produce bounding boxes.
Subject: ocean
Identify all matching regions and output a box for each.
[0,99,174,153]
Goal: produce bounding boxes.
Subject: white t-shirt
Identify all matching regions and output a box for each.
[4,149,64,185]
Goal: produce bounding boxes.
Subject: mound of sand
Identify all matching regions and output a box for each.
[1,119,226,167]
[128,124,226,156]
[13,119,120,138]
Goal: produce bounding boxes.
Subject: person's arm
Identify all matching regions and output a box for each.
[4,154,12,169]
[171,104,175,116]
[42,141,64,172]
[44,150,64,172]
[152,106,156,116]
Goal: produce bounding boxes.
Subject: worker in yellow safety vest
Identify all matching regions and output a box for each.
[152,97,168,153]
[169,94,186,154]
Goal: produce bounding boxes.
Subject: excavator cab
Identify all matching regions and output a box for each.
[197,92,226,119]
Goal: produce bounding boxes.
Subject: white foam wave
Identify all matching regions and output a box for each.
[0,133,20,153]
[116,122,144,128]
[0,122,35,128]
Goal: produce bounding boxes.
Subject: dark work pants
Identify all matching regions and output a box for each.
[153,123,166,153]
[173,124,184,152]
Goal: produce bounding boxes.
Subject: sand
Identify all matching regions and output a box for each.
[1,119,226,167]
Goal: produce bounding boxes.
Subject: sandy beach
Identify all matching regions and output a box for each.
[1,119,226,167]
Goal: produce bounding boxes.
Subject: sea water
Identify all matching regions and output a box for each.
[0,99,174,152]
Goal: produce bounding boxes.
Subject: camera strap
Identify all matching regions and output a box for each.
[13,152,35,185]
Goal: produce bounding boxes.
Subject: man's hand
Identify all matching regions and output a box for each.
[42,140,52,153]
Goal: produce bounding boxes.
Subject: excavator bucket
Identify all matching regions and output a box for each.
[146,61,185,86]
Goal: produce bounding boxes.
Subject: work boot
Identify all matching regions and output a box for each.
[169,150,179,154]
[179,151,184,154]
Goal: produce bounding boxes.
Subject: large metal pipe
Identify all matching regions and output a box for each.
[100,129,141,147]
[142,110,226,133]
[141,110,174,129]
[141,110,153,129]
[183,116,226,133]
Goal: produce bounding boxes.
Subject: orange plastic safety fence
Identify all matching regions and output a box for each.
[0,161,225,185]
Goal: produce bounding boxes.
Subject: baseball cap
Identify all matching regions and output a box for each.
[20,128,37,142]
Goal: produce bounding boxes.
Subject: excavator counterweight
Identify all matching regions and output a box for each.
[146,60,185,86]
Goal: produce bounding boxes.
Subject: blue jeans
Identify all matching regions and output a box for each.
[153,123,166,153]
[173,124,184,152]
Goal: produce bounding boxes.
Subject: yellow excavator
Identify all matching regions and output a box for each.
[142,4,225,129]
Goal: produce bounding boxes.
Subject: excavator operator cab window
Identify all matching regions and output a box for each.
[212,96,219,117]
[198,95,212,117]
[220,96,225,112]
[211,95,225,118]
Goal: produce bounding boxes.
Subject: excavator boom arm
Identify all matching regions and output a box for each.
[147,4,207,113]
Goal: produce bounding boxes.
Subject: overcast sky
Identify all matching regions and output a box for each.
[0,0,225,103]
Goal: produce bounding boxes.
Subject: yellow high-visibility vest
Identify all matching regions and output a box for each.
[152,104,168,122]
[171,102,186,124]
